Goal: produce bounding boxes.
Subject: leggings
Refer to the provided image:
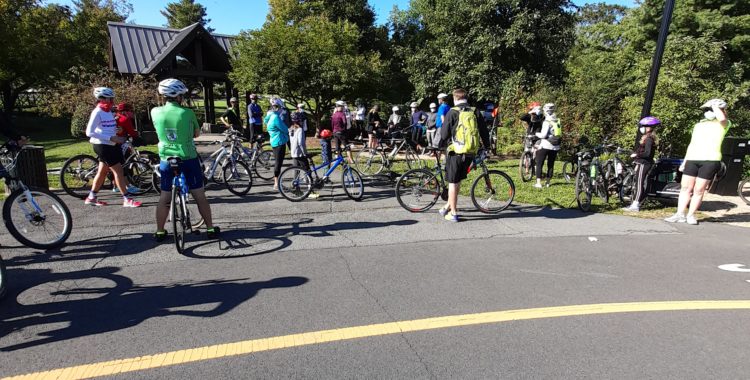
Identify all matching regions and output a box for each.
[272,145,286,177]
[319,138,331,165]
[535,148,558,180]
[633,161,653,203]
[293,156,310,172]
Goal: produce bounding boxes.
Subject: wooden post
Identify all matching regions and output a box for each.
[203,79,214,124]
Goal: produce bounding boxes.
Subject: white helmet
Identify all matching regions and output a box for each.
[93,87,115,99]
[410,102,419,108]
[701,98,727,109]
[543,103,556,114]
[158,79,188,98]
[335,100,346,107]
[392,106,400,113]
[429,103,437,109]
[437,93,448,100]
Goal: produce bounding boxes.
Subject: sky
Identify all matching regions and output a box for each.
[49,0,637,35]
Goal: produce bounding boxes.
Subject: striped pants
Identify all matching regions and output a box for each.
[633,162,653,203]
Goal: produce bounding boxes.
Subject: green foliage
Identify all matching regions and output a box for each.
[67,0,131,69]
[161,0,212,32]
[69,103,90,139]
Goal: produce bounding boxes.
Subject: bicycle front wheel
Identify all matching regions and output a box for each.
[738,179,750,205]
[223,160,253,196]
[278,166,313,202]
[519,152,534,182]
[124,160,154,195]
[471,170,515,214]
[355,149,385,176]
[253,150,275,181]
[342,166,364,201]
[3,187,73,249]
[171,188,187,254]
[60,154,99,199]
[562,161,577,183]
[395,169,440,212]
[576,171,592,212]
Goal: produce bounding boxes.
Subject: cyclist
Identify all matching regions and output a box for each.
[151,78,218,241]
[426,103,438,149]
[292,103,308,133]
[409,102,427,152]
[438,88,490,222]
[332,100,353,163]
[289,113,319,199]
[665,99,732,225]
[355,99,367,141]
[366,104,382,150]
[265,98,289,190]
[113,102,142,194]
[246,94,264,143]
[435,93,451,161]
[84,87,142,208]
[623,116,660,212]
[520,102,544,136]
[220,97,242,130]
[533,103,561,188]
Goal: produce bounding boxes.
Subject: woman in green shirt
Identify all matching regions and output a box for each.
[665,99,730,225]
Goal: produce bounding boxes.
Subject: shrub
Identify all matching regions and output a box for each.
[70,104,92,139]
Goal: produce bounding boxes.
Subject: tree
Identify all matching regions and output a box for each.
[161,0,213,32]
[230,15,384,129]
[68,0,132,70]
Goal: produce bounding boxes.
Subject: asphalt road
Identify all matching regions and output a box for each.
[2,168,750,379]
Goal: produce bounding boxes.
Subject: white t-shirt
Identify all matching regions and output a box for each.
[86,106,117,146]
[355,106,366,121]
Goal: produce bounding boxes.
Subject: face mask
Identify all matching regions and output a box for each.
[98,101,113,112]
[639,127,646,134]
[704,111,716,120]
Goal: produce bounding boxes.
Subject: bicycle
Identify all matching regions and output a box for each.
[165,156,205,254]
[197,130,254,196]
[354,126,424,176]
[575,145,608,212]
[278,145,364,202]
[739,177,750,205]
[228,131,275,181]
[1,142,73,250]
[395,148,515,214]
[519,135,537,182]
[601,145,634,205]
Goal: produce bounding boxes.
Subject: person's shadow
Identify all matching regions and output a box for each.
[0,266,308,351]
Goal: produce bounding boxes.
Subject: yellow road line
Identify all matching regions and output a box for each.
[5,300,750,380]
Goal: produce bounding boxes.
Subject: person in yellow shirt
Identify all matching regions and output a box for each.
[665,99,731,225]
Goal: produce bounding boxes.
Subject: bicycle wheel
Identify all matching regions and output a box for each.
[395,169,440,212]
[471,170,515,214]
[223,160,253,196]
[405,149,424,170]
[596,176,609,203]
[619,170,635,205]
[519,152,534,182]
[124,160,153,195]
[253,150,275,181]
[355,149,385,176]
[562,160,577,183]
[0,255,6,299]
[576,171,593,212]
[341,166,364,201]
[171,187,186,254]
[278,166,313,202]
[3,187,72,249]
[738,179,750,205]
[184,193,204,229]
[60,154,99,199]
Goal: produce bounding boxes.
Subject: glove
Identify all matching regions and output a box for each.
[701,99,727,109]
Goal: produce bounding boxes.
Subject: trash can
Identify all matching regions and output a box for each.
[711,137,749,196]
[4,145,49,194]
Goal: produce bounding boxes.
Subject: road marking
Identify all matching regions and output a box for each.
[718,263,750,273]
[5,300,750,380]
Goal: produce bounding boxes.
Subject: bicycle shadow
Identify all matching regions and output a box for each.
[0,266,308,351]
[182,219,419,259]
[502,204,591,220]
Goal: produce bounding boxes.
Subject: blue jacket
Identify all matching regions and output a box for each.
[266,112,289,148]
[436,103,450,129]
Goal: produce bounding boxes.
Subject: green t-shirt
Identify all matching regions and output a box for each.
[151,102,200,160]
[684,119,732,161]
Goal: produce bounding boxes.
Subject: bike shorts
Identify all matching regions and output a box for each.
[93,144,124,166]
[445,152,473,184]
[682,160,721,180]
[159,157,204,192]
[333,132,348,153]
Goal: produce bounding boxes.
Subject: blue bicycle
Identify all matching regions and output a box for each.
[166,157,204,253]
[278,146,364,202]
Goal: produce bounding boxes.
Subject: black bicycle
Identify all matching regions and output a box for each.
[575,145,608,212]
[519,135,536,182]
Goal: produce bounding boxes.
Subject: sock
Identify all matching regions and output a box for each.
[88,191,97,199]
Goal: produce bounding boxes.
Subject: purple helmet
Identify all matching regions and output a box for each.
[639,116,661,127]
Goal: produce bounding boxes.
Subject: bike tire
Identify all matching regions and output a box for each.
[0,255,6,299]
[124,160,153,195]
[395,169,440,212]
[172,187,186,254]
[519,152,534,182]
[470,170,515,214]
[576,171,593,212]
[278,166,313,202]
[562,161,577,183]
[341,166,364,201]
[619,170,635,205]
[253,150,275,181]
[596,176,609,203]
[355,149,385,176]
[737,179,750,205]
[223,160,253,196]
[405,149,424,170]
[59,154,99,199]
[2,187,73,249]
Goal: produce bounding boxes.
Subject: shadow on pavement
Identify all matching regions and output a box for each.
[0,266,308,351]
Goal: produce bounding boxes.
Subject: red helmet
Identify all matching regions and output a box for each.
[319,129,332,139]
[528,102,541,111]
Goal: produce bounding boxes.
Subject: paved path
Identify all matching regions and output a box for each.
[2,157,750,379]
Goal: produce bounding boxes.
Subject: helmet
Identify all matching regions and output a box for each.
[158,79,188,97]
[429,103,437,109]
[543,103,556,114]
[93,87,115,99]
[272,98,284,107]
[297,103,305,109]
[320,129,332,139]
[229,97,237,103]
[249,94,258,100]
[528,102,541,110]
[410,102,419,108]
[701,98,727,109]
[639,116,661,126]
[392,106,400,113]
[437,93,449,99]
[335,100,346,107]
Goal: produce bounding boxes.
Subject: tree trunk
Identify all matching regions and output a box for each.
[1,82,15,114]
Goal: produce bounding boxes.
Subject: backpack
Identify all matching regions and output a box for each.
[547,120,562,146]
[450,106,480,155]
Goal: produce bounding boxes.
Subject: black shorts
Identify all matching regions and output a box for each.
[683,160,722,180]
[93,144,124,166]
[333,132,348,151]
[445,152,473,184]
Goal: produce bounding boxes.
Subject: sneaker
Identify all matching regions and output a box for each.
[154,231,167,242]
[533,183,543,189]
[123,198,142,208]
[207,226,221,239]
[444,212,459,222]
[84,197,107,206]
[309,192,320,199]
[686,215,699,225]
[621,204,639,212]
[126,185,140,194]
[438,207,449,217]
[664,213,686,223]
